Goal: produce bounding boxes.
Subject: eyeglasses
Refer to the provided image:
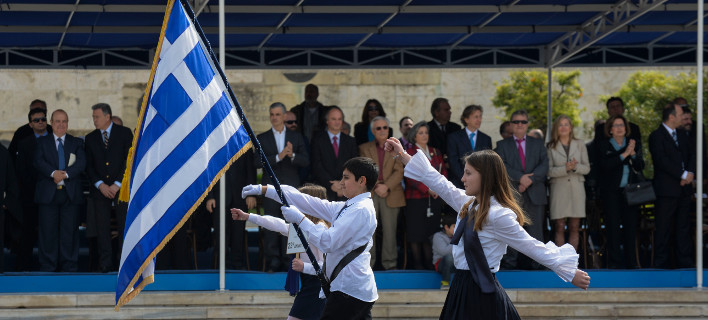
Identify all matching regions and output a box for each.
[612,124,625,128]
[285,120,297,125]
[375,126,389,131]
[510,120,528,125]
[367,105,378,111]
[32,117,47,123]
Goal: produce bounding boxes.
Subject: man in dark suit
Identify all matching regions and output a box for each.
[84,103,133,272]
[290,84,327,144]
[447,105,493,189]
[14,108,51,271]
[495,110,549,269]
[594,97,641,144]
[205,148,257,269]
[0,143,21,273]
[257,102,310,271]
[677,99,707,177]
[427,97,462,163]
[33,109,86,272]
[8,99,52,161]
[649,103,696,269]
[311,106,358,200]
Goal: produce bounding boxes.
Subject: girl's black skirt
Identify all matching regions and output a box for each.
[439,269,520,320]
[289,273,326,320]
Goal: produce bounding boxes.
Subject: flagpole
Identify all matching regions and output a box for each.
[218,0,226,292]
[178,0,329,291]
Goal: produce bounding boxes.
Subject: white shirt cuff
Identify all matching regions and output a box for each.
[94,181,105,189]
[682,171,689,180]
[302,262,315,275]
[265,185,279,202]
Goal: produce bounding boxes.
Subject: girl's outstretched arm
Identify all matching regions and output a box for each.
[386,137,471,212]
[231,208,288,236]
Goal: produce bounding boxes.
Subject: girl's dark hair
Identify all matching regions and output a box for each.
[343,157,378,191]
[459,150,528,231]
[360,99,385,124]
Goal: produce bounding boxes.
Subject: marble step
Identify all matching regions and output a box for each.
[1,290,706,319]
[1,303,707,319]
[2,289,706,308]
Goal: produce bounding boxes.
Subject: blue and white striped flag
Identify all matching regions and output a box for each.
[115,0,251,309]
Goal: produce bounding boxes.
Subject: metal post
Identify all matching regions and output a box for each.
[696,0,704,290]
[218,0,226,292]
[547,67,552,142]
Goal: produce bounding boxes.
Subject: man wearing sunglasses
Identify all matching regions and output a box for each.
[494,109,549,270]
[8,99,52,163]
[13,108,51,270]
[285,111,298,132]
[359,116,405,270]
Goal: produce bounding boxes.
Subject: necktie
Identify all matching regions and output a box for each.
[57,137,66,170]
[103,130,109,148]
[332,136,339,158]
[335,203,350,221]
[440,124,445,134]
[449,204,496,293]
[516,138,526,171]
[671,131,685,170]
[469,132,476,151]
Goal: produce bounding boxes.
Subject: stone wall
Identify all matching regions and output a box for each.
[0,66,696,144]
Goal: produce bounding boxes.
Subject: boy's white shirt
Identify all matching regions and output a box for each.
[265,185,378,302]
[247,214,325,276]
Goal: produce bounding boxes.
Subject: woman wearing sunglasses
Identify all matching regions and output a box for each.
[354,99,392,146]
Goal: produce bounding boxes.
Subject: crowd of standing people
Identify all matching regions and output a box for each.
[0,85,703,278]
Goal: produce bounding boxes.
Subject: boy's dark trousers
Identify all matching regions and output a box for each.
[320,291,374,320]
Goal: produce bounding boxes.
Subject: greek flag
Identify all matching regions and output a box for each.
[115,0,251,309]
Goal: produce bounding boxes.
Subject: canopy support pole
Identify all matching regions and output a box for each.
[696,0,704,290]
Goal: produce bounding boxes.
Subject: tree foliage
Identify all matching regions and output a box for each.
[492,70,584,135]
[595,71,708,177]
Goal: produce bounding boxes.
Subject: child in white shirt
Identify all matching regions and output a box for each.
[231,184,328,320]
[242,157,380,320]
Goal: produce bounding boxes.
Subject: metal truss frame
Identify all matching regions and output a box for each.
[0,45,703,69]
[545,0,669,68]
[0,3,700,14]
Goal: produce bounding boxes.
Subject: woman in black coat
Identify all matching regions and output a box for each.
[354,99,393,145]
[598,114,644,269]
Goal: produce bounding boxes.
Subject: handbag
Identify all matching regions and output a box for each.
[623,159,656,206]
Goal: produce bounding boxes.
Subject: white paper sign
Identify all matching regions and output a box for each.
[286,224,307,254]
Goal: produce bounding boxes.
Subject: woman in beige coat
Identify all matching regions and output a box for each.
[546,115,590,249]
